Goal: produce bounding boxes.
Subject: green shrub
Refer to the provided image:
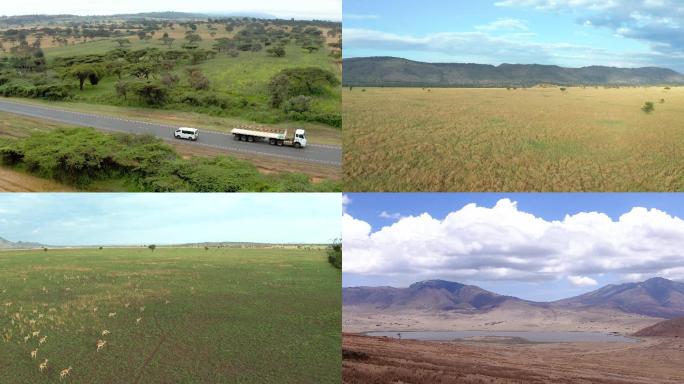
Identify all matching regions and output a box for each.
[642,101,655,113]
[283,95,312,113]
[326,240,342,269]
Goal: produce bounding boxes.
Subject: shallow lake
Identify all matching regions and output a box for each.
[365,330,638,343]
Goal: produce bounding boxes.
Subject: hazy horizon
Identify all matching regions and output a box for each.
[0,194,341,246]
[0,0,341,20]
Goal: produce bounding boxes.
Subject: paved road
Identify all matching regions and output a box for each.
[0,98,341,166]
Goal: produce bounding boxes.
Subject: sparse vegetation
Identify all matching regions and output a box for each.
[344,87,684,191]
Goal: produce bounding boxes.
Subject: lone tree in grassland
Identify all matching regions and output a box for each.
[327,239,341,269]
[148,244,156,251]
[114,38,130,47]
[560,87,567,92]
[642,101,655,113]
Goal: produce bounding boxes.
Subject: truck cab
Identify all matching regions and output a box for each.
[293,129,307,148]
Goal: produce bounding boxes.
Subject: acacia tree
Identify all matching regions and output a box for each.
[68,64,105,91]
[114,38,130,47]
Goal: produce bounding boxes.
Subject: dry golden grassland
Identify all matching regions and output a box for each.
[343,86,684,191]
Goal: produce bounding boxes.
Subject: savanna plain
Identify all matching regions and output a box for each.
[0,247,340,383]
[343,87,684,191]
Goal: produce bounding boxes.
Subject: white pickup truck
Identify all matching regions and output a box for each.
[230,126,307,148]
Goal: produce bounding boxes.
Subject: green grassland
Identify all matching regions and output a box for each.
[0,247,340,383]
[343,86,684,191]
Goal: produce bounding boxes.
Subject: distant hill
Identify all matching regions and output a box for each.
[553,277,684,319]
[634,316,684,337]
[0,236,45,249]
[345,277,684,319]
[342,57,684,87]
[343,279,527,312]
[0,12,210,24]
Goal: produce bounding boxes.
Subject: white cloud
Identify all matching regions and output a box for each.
[568,275,598,286]
[475,18,529,32]
[379,211,402,220]
[343,199,684,282]
[342,194,351,213]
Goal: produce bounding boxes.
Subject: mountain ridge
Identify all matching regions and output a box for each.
[342,56,684,87]
[344,277,684,319]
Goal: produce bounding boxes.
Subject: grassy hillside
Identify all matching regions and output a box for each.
[0,18,342,129]
[344,86,684,191]
[0,247,341,383]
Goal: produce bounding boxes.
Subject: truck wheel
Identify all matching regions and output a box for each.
[247,136,254,142]
[277,140,284,146]
[240,135,246,141]
[294,142,301,149]
[269,138,276,145]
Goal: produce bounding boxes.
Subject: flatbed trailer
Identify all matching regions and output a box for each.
[231,126,307,148]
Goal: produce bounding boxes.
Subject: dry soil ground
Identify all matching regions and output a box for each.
[343,333,684,384]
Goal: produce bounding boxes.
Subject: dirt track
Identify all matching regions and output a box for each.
[343,333,684,384]
[0,167,74,192]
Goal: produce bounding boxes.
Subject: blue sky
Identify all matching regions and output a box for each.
[0,193,341,246]
[0,0,341,20]
[344,0,684,72]
[343,193,684,301]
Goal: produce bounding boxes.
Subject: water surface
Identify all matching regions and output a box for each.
[365,330,638,343]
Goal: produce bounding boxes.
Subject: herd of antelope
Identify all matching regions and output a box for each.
[1,281,157,381]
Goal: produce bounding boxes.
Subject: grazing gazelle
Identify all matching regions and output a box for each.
[32,331,40,337]
[59,366,72,380]
[39,359,48,372]
[93,307,98,313]
[38,336,47,345]
[108,312,116,318]
[124,303,130,308]
[136,317,143,324]
[30,349,38,359]
[96,340,107,352]
[23,335,30,343]
[101,330,110,336]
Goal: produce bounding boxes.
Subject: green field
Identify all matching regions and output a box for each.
[344,86,684,191]
[0,247,340,383]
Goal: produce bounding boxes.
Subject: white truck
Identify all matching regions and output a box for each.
[230,126,307,148]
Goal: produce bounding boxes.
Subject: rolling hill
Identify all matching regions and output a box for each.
[553,277,684,319]
[342,57,684,87]
[343,279,528,312]
[344,277,684,318]
[0,236,45,249]
[634,316,684,337]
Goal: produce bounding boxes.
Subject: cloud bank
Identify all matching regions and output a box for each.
[497,0,684,57]
[343,199,684,283]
